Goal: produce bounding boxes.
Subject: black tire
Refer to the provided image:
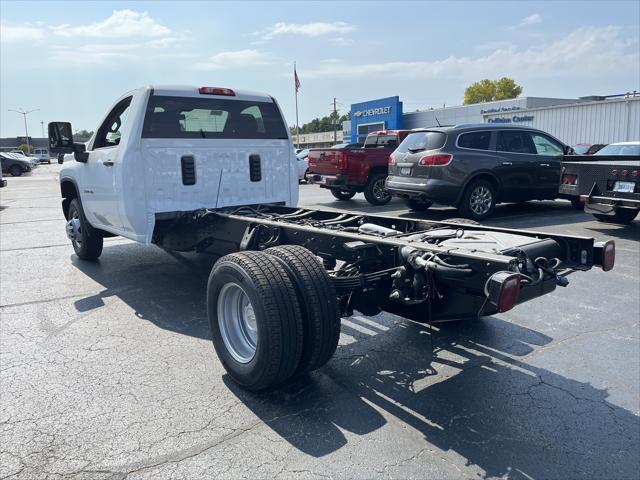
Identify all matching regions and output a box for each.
[593,208,639,225]
[303,169,309,183]
[459,179,496,220]
[9,165,23,177]
[570,198,584,210]
[207,251,304,391]
[67,198,103,260]
[331,189,356,201]
[363,173,392,205]
[404,198,433,211]
[266,245,341,375]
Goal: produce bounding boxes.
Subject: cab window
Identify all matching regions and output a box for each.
[496,131,536,154]
[94,97,133,149]
[531,134,564,156]
[457,131,491,150]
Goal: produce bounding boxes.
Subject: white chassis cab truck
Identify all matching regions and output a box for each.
[49,85,616,391]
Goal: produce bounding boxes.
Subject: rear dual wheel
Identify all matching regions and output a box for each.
[207,247,340,391]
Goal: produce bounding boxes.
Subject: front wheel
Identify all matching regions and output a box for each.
[459,179,496,220]
[593,208,639,225]
[67,198,103,260]
[208,252,304,391]
[331,189,356,201]
[9,165,23,177]
[364,173,392,205]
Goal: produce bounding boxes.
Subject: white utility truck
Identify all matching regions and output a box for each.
[49,85,615,391]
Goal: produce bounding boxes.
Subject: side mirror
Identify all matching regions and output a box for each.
[48,122,74,153]
[73,142,89,163]
[563,145,574,155]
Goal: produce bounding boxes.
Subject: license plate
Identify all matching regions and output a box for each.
[613,181,635,193]
[400,167,412,176]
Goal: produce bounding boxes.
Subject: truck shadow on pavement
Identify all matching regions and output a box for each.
[70,244,639,478]
[226,316,640,478]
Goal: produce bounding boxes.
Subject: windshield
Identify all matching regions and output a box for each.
[397,131,447,153]
[595,144,640,156]
[142,96,289,139]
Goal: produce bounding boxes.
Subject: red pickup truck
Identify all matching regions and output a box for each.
[308,130,411,205]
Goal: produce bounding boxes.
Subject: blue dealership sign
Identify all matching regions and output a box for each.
[350,96,403,142]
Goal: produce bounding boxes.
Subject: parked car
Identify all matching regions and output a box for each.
[296,151,309,182]
[32,147,52,163]
[10,151,39,167]
[594,141,640,156]
[572,143,606,155]
[0,153,33,176]
[386,124,570,220]
[308,130,411,205]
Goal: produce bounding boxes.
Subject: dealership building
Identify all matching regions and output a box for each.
[342,92,640,146]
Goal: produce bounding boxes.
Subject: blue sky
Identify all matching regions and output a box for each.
[1,0,639,137]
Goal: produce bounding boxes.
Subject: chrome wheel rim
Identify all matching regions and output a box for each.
[470,186,493,216]
[373,179,390,201]
[217,283,258,363]
[67,211,82,248]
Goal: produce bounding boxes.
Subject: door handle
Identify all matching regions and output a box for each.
[103,160,114,166]
[540,163,550,167]
[502,161,513,166]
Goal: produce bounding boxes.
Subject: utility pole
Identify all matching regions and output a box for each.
[40,120,45,138]
[9,108,39,150]
[332,97,338,143]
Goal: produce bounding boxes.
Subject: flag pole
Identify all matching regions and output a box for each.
[294,61,300,149]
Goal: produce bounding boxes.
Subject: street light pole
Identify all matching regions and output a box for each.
[9,108,39,150]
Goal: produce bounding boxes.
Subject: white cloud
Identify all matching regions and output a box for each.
[304,27,638,81]
[259,21,355,40]
[0,23,45,42]
[509,13,542,30]
[194,49,274,70]
[50,9,171,38]
[2,10,184,66]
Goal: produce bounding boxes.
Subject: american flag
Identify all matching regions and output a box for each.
[294,67,301,93]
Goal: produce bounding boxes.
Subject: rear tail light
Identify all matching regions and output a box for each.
[611,169,618,176]
[622,169,628,176]
[199,86,235,96]
[337,153,348,170]
[485,272,521,313]
[419,153,452,166]
[595,240,615,272]
[632,170,638,177]
[389,153,396,166]
[561,174,578,185]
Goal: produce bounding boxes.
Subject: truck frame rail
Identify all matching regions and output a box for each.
[153,205,611,323]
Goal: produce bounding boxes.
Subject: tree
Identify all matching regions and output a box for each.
[16,144,32,154]
[290,112,353,135]
[494,77,523,101]
[463,77,523,104]
[74,129,94,139]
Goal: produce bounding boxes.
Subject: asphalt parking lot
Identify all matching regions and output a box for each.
[1,165,639,479]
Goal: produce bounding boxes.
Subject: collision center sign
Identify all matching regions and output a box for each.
[354,106,392,118]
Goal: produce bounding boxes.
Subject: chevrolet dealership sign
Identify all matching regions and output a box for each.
[354,106,392,118]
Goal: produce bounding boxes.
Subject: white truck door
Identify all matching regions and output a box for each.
[82,96,132,230]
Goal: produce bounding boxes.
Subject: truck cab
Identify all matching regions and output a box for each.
[51,85,297,244]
